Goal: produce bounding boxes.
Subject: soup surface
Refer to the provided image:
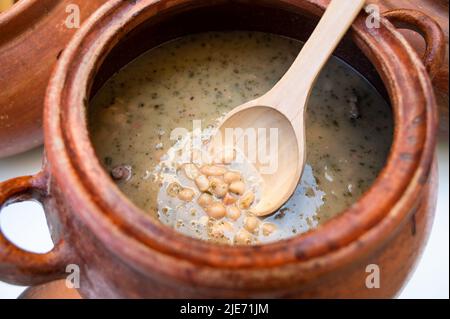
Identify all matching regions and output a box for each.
[89,32,393,245]
[0,0,18,12]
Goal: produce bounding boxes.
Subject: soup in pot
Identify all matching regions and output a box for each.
[0,0,18,12]
[89,32,393,245]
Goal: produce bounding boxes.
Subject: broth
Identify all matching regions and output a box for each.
[89,32,393,245]
[0,0,18,12]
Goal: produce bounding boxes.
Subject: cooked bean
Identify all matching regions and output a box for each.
[200,165,227,176]
[234,230,253,245]
[239,191,255,209]
[195,175,210,192]
[222,148,236,164]
[167,182,182,197]
[210,224,224,238]
[210,178,228,198]
[226,206,241,221]
[211,221,233,237]
[223,171,241,184]
[262,223,277,236]
[182,163,199,180]
[178,188,195,202]
[208,176,223,185]
[111,165,132,181]
[206,202,227,219]
[244,216,260,233]
[229,181,245,195]
[198,193,213,208]
[223,193,238,206]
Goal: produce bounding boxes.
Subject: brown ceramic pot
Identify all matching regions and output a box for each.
[1,0,446,160]
[0,0,442,298]
[371,0,449,134]
[0,0,109,158]
[19,280,82,299]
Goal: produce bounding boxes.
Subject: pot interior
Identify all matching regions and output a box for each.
[91,1,388,99]
[87,0,394,246]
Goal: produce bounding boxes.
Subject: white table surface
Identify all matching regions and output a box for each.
[0,138,448,299]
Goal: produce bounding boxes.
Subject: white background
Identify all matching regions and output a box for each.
[0,139,448,299]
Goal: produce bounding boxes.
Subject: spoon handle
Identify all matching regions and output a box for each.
[261,0,366,120]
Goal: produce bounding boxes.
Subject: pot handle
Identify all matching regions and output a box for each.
[383,9,446,80]
[0,172,72,286]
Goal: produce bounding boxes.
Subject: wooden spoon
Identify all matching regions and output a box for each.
[211,0,366,216]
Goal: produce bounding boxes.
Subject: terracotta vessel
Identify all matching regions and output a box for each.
[0,0,443,298]
[1,0,446,161]
[19,280,82,299]
[371,0,449,134]
[0,0,108,158]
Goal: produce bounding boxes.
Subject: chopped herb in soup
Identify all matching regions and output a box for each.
[89,32,393,245]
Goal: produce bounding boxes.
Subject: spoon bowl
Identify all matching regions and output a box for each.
[213,0,366,216]
[212,104,304,216]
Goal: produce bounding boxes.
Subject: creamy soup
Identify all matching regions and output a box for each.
[89,32,393,245]
[0,0,18,12]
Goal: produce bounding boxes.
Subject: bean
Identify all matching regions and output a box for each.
[198,193,213,208]
[262,223,277,236]
[210,224,224,238]
[182,164,199,180]
[200,165,227,176]
[223,193,238,206]
[234,230,253,245]
[210,178,228,198]
[206,202,227,219]
[229,181,245,195]
[111,165,132,181]
[195,175,210,192]
[211,221,233,237]
[226,206,241,221]
[222,148,236,164]
[223,171,241,184]
[240,191,255,209]
[244,216,260,233]
[178,188,195,202]
[167,182,182,197]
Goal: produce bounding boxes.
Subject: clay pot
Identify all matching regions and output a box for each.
[1,0,446,161]
[371,0,449,134]
[0,0,442,298]
[19,280,82,299]
[0,0,108,158]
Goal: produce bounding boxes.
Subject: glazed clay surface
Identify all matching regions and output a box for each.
[0,0,445,159]
[371,0,448,134]
[0,0,108,158]
[0,0,441,298]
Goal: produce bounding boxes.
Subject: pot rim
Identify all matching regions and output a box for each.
[44,0,438,269]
